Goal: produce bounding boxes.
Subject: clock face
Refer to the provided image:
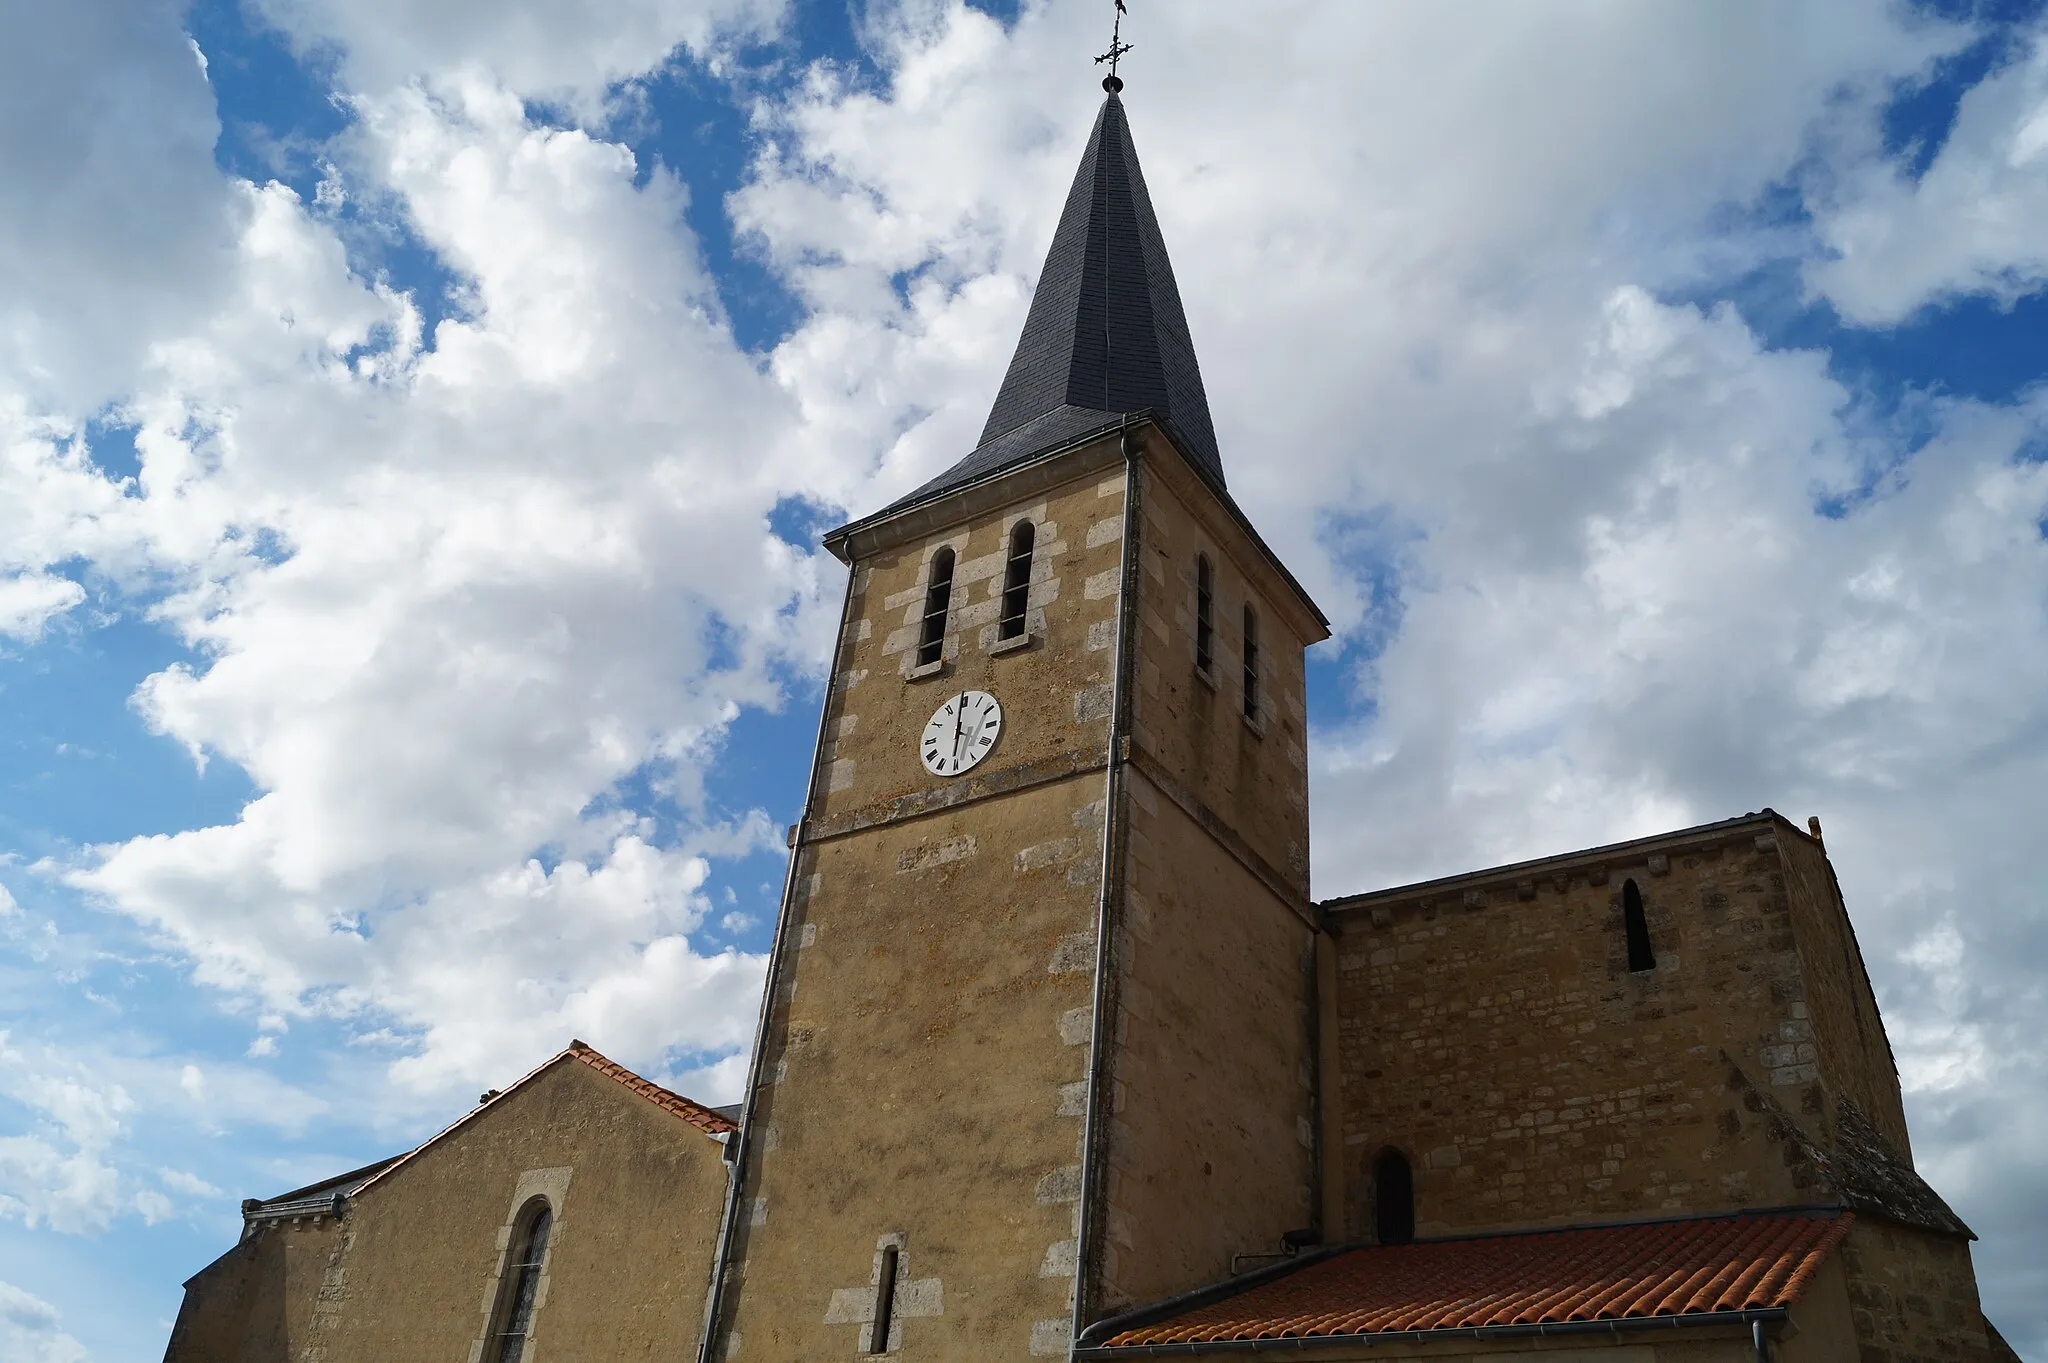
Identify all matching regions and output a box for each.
[921,691,1004,778]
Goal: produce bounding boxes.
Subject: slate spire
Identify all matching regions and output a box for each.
[888,84,1225,511]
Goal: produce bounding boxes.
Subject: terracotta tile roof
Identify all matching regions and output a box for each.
[1100,1211,1852,1348]
[567,1042,736,1136]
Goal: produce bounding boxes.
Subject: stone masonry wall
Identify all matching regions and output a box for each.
[1099,773,1318,1312]
[293,1057,730,1363]
[812,464,1129,824]
[164,1215,344,1363]
[1839,1220,1998,1363]
[1328,825,1836,1241]
[722,782,1103,1359]
[1127,458,1314,889]
[1085,453,1324,1315]
[722,460,1129,1360]
[1776,831,1913,1156]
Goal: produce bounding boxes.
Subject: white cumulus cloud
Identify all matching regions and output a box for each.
[0,1280,89,1363]
[6,0,2048,1352]
[1810,21,2048,325]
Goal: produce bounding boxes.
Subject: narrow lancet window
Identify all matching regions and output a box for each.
[1373,1149,1414,1246]
[999,522,1035,641]
[492,1201,553,1363]
[1242,604,1261,721]
[917,548,955,668]
[1623,878,1656,973]
[1195,555,1215,674]
[869,1245,901,1354]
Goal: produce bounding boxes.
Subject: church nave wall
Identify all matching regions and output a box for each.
[1325,822,1830,1242]
[247,1056,730,1363]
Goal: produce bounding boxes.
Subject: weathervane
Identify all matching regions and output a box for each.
[1095,0,1132,92]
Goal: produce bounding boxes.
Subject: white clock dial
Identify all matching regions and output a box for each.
[920,690,1004,778]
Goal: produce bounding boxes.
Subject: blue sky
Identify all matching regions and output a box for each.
[3,0,2048,1358]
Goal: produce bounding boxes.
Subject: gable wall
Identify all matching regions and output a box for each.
[300,1058,729,1363]
[1774,832,1913,1155]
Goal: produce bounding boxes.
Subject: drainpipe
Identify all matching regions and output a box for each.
[695,563,860,1363]
[1072,418,1145,1352]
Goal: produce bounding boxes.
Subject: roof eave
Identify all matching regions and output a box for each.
[823,413,1137,563]
[822,412,1331,641]
[1075,1307,1792,1358]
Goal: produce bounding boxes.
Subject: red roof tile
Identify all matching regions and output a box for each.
[568,1043,736,1136]
[1103,1211,1852,1347]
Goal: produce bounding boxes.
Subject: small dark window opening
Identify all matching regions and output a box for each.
[916,548,955,668]
[1623,879,1656,973]
[1242,605,1261,721]
[869,1245,901,1354]
[492,1202,553,1363]
[999,522,1035,640]
[1195,555,1215,674]
[1372,1149,1414,1246]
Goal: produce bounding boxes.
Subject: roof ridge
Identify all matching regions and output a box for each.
[566,1041,737,1136]
[347,1043,732,1201]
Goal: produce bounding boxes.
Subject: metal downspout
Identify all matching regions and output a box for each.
[1072,419,1144,1354]
[695,564,860,1363]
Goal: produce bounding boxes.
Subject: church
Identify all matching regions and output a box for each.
[162,69,2019,1363]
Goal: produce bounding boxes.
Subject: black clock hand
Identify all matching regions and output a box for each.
[952,701,965,764]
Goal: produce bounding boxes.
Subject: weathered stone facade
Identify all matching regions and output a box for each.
[1326,820,1849,1236]
[165,1049,733,1363]
[712,451,1131,1360]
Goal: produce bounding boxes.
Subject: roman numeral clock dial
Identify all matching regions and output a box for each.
[920,690,1004,778]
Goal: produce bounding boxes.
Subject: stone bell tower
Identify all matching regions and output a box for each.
[699,76,1331,1361]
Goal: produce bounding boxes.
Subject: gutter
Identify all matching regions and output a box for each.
[1072,1308,1790,1358]
[1071,419,1145,1347]
[695,562,862,1363]
[1076,1250,1342,1350]
[241,1193,348,1227]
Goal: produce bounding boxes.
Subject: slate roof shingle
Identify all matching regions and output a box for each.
[1097,1210,1853,1348]
[883,88,1223,516]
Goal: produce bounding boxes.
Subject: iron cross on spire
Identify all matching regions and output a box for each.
[1095,0,1133,92]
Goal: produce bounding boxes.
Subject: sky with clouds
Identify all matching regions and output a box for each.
[1,0,2045,1356]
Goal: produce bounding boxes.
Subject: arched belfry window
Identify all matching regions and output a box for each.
[491,1200,554,1363]
[1195,555,1215,674]
[1623,878,1656,973]
[917,548,955,668]
[1242,604,1261,721]
[999,522,1035,641]
[1372,1149,1414,1246]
